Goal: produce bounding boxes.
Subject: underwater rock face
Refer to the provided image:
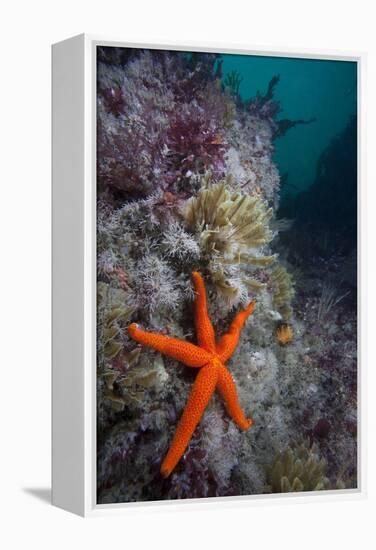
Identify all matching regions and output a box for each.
[96,49,357,503]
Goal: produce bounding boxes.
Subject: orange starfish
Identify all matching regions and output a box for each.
[128,271,255,478]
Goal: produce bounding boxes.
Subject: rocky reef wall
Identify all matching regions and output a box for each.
[96,49,356,503]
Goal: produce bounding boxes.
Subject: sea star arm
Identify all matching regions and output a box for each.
[216,365,253,431]
[216,300,256,362]
[160,362,218,477]
[192,271,216,352]
[128,324,211,368]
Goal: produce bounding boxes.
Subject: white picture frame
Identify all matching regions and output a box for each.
[52,34,365,517]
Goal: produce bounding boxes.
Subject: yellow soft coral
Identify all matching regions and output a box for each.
[184,178,275,303]
[185,179,273,255]
[267,442,330,493]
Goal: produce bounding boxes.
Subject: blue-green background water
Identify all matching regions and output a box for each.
[221,55,357,196]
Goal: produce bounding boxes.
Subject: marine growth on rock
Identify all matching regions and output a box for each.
[96,47,357,504]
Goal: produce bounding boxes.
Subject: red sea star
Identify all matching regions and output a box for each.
[128,271,255,478]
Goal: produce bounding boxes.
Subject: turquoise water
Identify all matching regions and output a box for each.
[221,54,357,195]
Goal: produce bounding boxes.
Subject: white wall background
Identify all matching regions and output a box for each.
[1,0,375,547]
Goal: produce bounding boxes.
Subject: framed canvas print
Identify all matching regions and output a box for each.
[52,35,364,516]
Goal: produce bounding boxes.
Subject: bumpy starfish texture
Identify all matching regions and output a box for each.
[128,272,256,478]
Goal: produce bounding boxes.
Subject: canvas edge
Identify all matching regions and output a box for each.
[52,33,86,516]
[52,33,366,517]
